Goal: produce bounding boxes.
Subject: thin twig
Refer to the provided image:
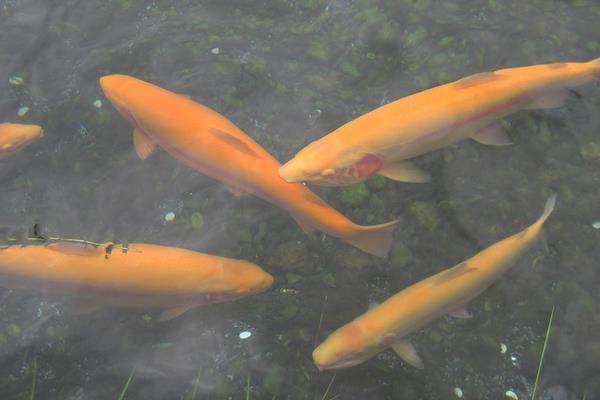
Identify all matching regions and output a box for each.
[117,368,136,400]
[320,373,336,400]
[531,306,554,400]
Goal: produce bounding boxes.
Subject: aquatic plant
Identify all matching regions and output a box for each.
[531,307,554,400]
[117,368,136,400]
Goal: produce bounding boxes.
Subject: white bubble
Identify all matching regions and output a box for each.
[210,47,220,55]
[9,76,24,85]
[239,331,251,339]
[454,387,463,398]
[93,99,103,108]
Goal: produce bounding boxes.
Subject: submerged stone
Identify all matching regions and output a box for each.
[267,241,310,271]
[390,242,413,268]
[409,201,440,232]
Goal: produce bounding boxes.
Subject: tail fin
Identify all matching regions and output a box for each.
[537,192,557,225]
[345,220,399,258]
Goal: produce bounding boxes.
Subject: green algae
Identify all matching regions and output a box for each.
[408,201,440,232]
[580,142,600,161]
[286,272,302,285]
[403,26,428,47]
[339,182,370,207]
[281,303,299,318]
[307,42,329,62]
[332,248,373,270]
[191,212,204,230]
[6,323,21,338]
[267,240,310,271]
[263,365,285,396]
[366,175,386,191]
[320,271,336,287]
[390,242,413,268]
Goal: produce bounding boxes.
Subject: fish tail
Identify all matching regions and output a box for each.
[346,220,399,258]
[537,192,557,225]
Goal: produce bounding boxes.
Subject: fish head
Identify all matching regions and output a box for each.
[312,323,378,370]
[99,74,146,129]
[280,138,382,186]
[0,123,43,158]
[219,260,274,296]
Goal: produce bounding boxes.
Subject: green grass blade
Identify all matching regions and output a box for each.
[245,373,251,400]
[117,368,136,400]
[531,306,554,400]
[189,369,201,400]
[29,354,37,400]
[320,373,336,400]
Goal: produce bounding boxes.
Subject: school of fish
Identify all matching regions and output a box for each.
[1,57,599,374]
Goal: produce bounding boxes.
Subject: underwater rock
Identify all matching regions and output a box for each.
[267,240,310,271]
[339,182,370,208]
[332,248,373,270]
[408,201,440,232]
[390,242,413,268]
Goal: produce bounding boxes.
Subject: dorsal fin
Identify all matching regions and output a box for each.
[431,262,476,285]
[46,242,105,256]
[453,72,505,89]
[208,128,261,158]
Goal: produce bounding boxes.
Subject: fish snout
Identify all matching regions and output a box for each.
[278,161,302,183]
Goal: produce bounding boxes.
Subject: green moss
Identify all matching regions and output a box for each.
[409,201,440,232]
[339,182,370,207]
[437,36,455,48]
[403,26,428,47]
[366,175,386,191]
[281,303,299,318]
[267,241,309,271]
[307,42,329,62]
[191,212,204,230]
[333,249,372,269]
[0,334,7,345]
[580,142,600,161]
[286,272,302,284]
[538,120,552,145]
[340,61,361,79]
[390,242,413,268]
[321,271,336,287]
[429,330,443,347]
[6,323,21,337]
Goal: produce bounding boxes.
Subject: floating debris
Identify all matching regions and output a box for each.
[505,390,518,399]
[8,76,24,85]
[454,387,463,398]
[500,343,507,354]
[210,47,220,55]
[17,106,30,117]
[164,211,175,222]
[592,220,600,229]
[239,331,252,339]
[93,99,103,108]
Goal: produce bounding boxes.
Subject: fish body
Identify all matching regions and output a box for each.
[99,75,397,257]
[0,242,273,320]
[280,59,600,186]
[0,123,43,159]
[313,194,556,370]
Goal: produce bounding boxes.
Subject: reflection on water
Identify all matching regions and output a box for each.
[1,0,600,398]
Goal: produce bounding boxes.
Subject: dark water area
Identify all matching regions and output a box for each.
[1,0,600,399]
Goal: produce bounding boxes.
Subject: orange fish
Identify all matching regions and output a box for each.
[0,123,43,159]
[313,194,555,370]
[0,241,273,321]
[280,58,600,186]
[100,75,398,257]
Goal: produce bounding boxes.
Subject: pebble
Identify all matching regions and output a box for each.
[454,387,463,398]
[93,99,103,108]
[8,76,24,85]
[505,390,518,399]
[592,220,600,229]
[239,331,252,339]
[17,106,30,117]
[210,47,220,55]
[165,211,175,222]
[500,343,507,354]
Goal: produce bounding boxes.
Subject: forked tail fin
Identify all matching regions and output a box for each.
[591,57,600,77]
[537,192,557,226]
[345,220,399,258]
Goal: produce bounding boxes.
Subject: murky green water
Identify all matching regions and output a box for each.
[1,0,600,399]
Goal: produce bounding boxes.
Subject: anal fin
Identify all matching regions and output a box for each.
[377,161,431,183]
[448,306,472,319]
[471,123,513,146]
[158,305,194,321]
[292,214,316,234]
[524,90,568,110]
[392,338,424,369]
[133,127,157,160]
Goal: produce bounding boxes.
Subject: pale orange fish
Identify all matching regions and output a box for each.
[100,75,398,257]
[0,123,43,159]
[0,241,273,321]
[280,58,600,186]
[313,194,555,370]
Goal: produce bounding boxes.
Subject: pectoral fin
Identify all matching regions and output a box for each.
[471,124,513,146]
[133,128,156,160]
[524,90,567,109]
[158,305,194,321]
[377,161,431,183]
[448,306,472,319]
[392,339,424,369]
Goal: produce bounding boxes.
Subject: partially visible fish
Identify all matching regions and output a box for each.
[313,194,556,370]
[280,58,600,186]
[0,242,273,321]
[99,75,398,257]
[0,123,43,159]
